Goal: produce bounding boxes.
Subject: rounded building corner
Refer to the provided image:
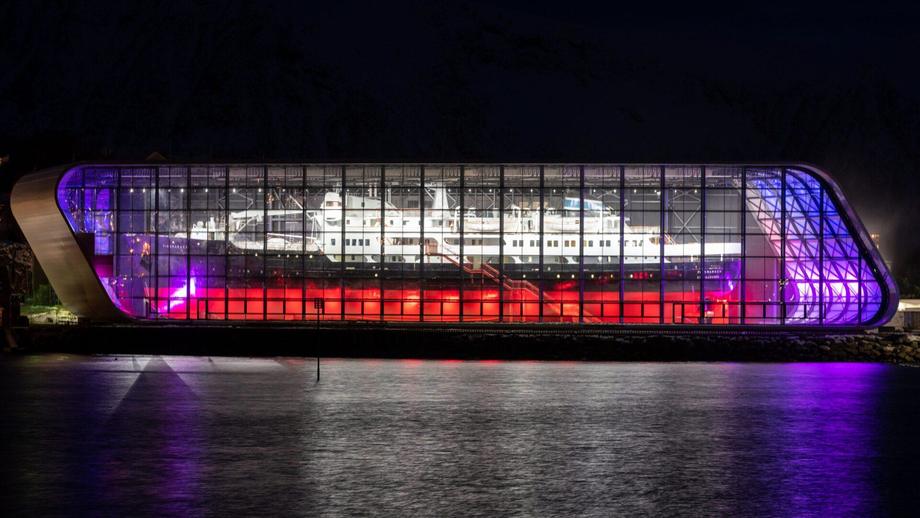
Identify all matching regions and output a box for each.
[791,163,899,327]
[12,164,131,323]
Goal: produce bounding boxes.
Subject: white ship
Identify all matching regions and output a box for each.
[184,186,741,275]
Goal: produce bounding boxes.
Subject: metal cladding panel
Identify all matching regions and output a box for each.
[10,165,128,321]
[12,162,898,327]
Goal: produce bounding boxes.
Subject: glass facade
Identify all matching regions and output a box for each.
[53,164,894,326]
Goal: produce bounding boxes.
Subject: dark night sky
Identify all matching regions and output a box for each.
[2,0,919,276]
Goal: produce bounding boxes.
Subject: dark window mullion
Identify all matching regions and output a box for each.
[187,166,192,320]
[659,166,665,325]
[224,167,230,321]
[380,165,385,322]
[578,165,585,323]
[341,165,346,321]
[780,168,787,325]
[262,165,268,321]
[498,165,504,323]
[420,165,425,322]
[302,165,307,322]
[819,183,825,325]
[114,167,121,295]
[539,165,545,322]
[153,167,160,319]
[740,167,746,325]
[699,166,706,324]
[459,165,465,322]
[618,166,625,324]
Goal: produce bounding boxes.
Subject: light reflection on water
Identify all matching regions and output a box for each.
[0,357,917,516]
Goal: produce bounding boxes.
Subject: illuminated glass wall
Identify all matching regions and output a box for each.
[55,164,893,326]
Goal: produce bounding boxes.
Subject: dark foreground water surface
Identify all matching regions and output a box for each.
[1,357,919,516]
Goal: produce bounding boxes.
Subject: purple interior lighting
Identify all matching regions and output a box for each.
[745,168,883,325]
[53,164,894,326]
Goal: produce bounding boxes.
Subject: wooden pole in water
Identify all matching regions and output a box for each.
[315,298,324,381]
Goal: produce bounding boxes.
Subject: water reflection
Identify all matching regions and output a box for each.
[0,357,914,515]
[718,363,886,516]
[94,357,205,514]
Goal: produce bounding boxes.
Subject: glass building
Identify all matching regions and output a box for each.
[12,163,897,327]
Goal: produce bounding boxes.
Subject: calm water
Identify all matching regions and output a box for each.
[1,356,919,516]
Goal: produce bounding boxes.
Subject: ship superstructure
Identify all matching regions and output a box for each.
[212,188,739,268]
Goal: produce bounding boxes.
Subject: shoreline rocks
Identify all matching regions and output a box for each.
[5,325,920,363]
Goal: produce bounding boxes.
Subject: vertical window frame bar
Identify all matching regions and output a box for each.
[780,167,787,325]
[659,165,666,324]
[459,165,465,322]
[186,166,192,320]
[153,166,160,319]
[740,166,747,325]
[380,165,386,322]
[340,165,346,321]
[819,181,825,325]
[262,165,268,321]
[420,165,426,323]
[618,166,625,324]
[224,166,230,322]
[498,165,504,322]
[699,166,706,324]
[538,165,545,322]
[579,165,585,323]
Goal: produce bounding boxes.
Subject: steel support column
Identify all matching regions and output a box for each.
[340,165,346,321]
[578,165,585,323]
[740,167,746,325]
[113,167,121,304]
[819,182,825,325]
[699,166,706,324]
[538,165,545,322]
[185,166,192,320]
[154,167,160,317]
[420,165,425,322]
[459,165,465,322]
[380,165,386,321]
[262,165,268,321]
[302,165,307,322]
[780,168,787,325]
[659,166,666,324]
[224,166,230,321]
[498,165,504,322]
[618,166,625,324]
